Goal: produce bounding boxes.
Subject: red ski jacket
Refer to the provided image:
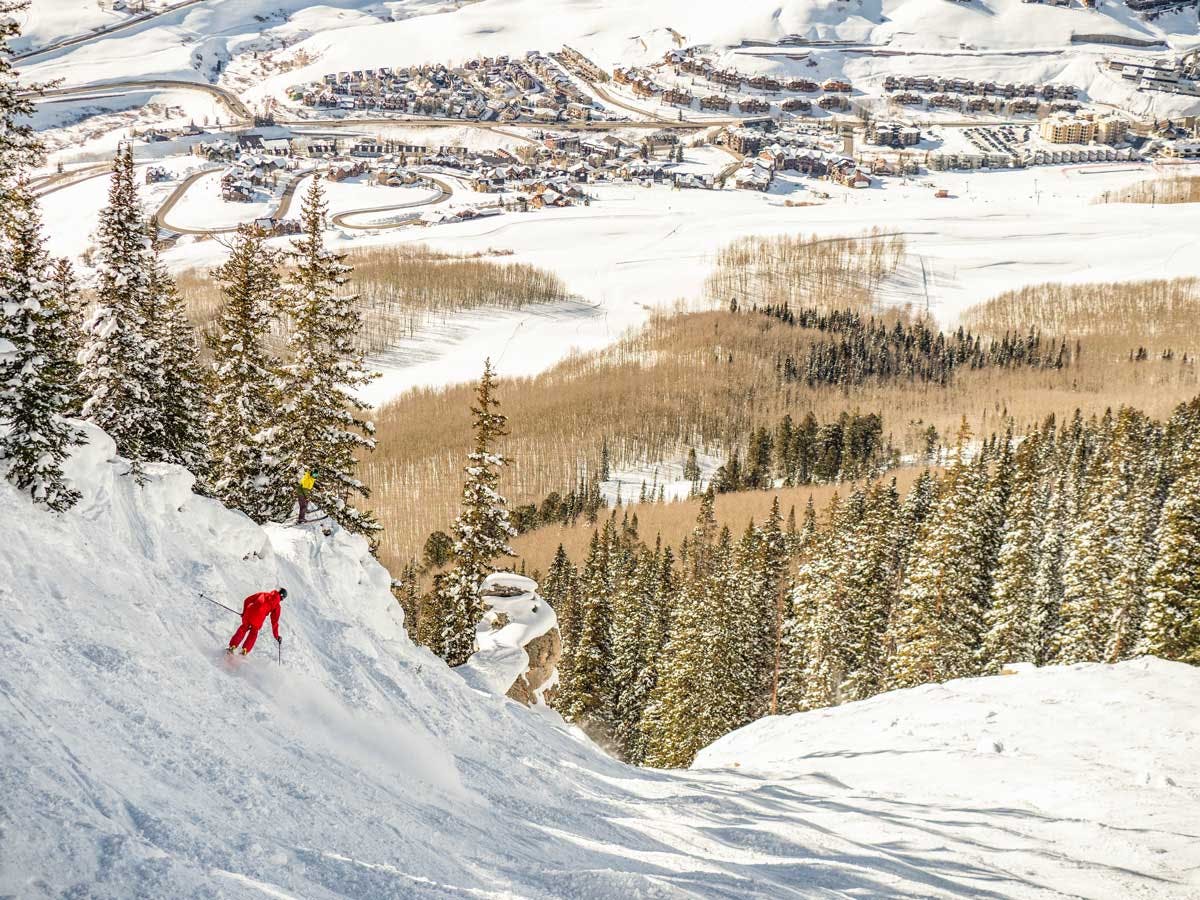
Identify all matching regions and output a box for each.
[241,591,283,640]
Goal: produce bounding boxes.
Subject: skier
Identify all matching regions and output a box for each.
[226,588,287,656]
[297,470,315,525]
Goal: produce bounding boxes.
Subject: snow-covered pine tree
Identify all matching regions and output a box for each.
[778,494,841,713]
[0,181,85,510]
[541,543,580,657]
[642,522,741,767]
[207,225,289,521]
[980,430,1050,670]
[394,561,420,637]
[437,360,516,666]
[1057,408,1154,664]
[609,541,656,760]
[840,480,901,701]
[641,492,722,767]
[797,490,859,709]
[701,526,757,740]
[0,3,42,218]
[278,177,378,535]
[79,145,163,472]
[627,540,673,764]
[1140,441,1200,663]
[418,572,451,656]
[753,498,789,715]
[1033,419,1085,665]
[48,259,85,416]
[557,525,616,736]
[886,420,995,689]
[1106,417,1165,663]
[148,258,208,472]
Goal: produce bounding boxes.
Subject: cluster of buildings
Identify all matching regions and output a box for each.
[663,48,848,94]
[613,61,846,115]
[1108,56,1200,98]
[1038,112,1130,144]
[723,124,875,191]
[289,52,609,123]
[621,47,856,115]
[883,74,1079,100]
[929,144,1137,170]
[218,154,291,202]
[884,74,1081,114]
[868,122,922,147]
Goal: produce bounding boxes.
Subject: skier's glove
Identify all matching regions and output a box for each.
[276,636,283,644]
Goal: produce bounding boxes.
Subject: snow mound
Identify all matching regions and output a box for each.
[697,659,1200,896]
[4,423,1200,898]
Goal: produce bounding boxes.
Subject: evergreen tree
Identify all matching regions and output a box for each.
[395,561,420,638]
[642,492,723,766]
[797,491,861,709]
[1057,409,1156,664]
[437,361,516,666]
[542,543,580,655]
[887,421,994,689]
[779,495,844,713]
[558,526,615,738]
[626,540,674,763]
[683,446,701,485]
[149,258,209,472]
[981,432,1049,669]
[840,481,901,701]
[0,181,85,510]
[207,225,288,521]
[48,259,85,416]
[79,146,164,471]
[609,541,654,759]
[1141,443,1200,663]
[278,177,378,535]
[0,3,42,219]
[754,498,789,714]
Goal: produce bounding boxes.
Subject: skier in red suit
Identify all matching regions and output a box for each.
[227,588,287,655]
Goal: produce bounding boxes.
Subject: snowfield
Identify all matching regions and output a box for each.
[2,425,1198,898]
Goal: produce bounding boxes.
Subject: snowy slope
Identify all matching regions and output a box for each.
[21,0,1200,107]
[3,422,1200,898]
[697,659,1200,899]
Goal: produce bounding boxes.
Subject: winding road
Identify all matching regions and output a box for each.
[151,166,454,237]
[329,177,452,230]
[35,79,253,123]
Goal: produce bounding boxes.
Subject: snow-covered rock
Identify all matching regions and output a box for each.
[459,571,561,707]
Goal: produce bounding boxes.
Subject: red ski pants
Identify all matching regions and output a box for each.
[229,623,261,653]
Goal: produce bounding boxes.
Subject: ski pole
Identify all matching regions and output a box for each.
[277,638,282,667]
[197,591,241,617]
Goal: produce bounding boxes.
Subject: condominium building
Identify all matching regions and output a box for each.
[1039,114,1095,144]
[1094,114,1130,145]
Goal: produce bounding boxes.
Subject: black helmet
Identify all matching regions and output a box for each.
[278,587,288,600]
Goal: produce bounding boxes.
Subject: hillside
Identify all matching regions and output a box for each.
[698,659,1200,899]
[20,0,1200,121]
[2,423,1198,898]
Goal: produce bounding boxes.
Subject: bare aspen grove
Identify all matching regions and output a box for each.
[178,244,570,353]
[1096,174,1200,206]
